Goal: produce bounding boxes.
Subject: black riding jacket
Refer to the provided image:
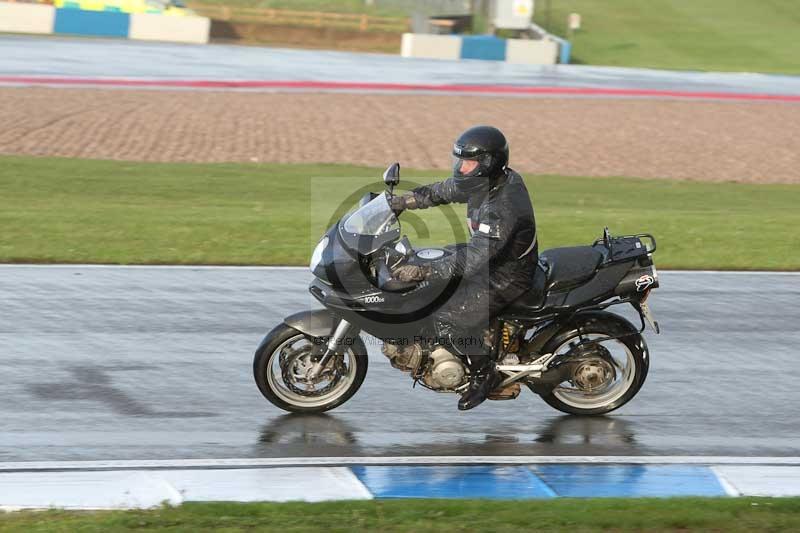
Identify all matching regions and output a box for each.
[410,169,538,295]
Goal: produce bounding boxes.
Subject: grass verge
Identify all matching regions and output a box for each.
[2,498,800,531]
[534,0,800,74]
[1,156,797,269]
[186,0,800,73]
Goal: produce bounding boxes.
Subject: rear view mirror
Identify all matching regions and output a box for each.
[383,163,400,187]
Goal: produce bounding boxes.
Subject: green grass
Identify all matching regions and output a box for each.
[1,156,798,269]
[2,498,800,531]
[184,0,800,73]
[183,0,800,73]
[534,0,800,73]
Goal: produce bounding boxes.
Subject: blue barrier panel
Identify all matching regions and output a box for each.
[460,35,507,61]
[559,39,572,64]
[352,466,555,499]
[54,8,130,38]
[532,465,728,498]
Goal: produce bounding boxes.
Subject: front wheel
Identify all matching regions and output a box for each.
[253,324,368,414]
[537,314,649,416]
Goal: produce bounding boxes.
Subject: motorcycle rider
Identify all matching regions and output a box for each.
[389,126,538,410]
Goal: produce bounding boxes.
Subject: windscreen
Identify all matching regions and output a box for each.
[342,193,398,236]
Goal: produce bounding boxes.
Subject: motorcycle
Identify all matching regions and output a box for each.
[254,163,660,415]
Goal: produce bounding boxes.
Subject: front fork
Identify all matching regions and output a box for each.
[306,318,352,379]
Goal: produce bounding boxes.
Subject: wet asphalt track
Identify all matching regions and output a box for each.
[1,265,799,462]
[2,35,800,96]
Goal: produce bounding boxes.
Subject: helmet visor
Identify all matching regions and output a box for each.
[452,156,481,177]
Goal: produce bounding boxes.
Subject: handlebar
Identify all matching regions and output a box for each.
[376,258,419,292]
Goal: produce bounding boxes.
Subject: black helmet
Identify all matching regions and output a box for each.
[451,125,509,194]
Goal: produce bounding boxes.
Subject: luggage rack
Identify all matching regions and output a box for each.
[593,228,657,263]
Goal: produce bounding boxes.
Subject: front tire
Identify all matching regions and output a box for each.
[254,324,368,414]
[538,313,649,416]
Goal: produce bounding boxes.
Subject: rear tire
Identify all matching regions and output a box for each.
[538,313,649,416]
[254,324,368,414]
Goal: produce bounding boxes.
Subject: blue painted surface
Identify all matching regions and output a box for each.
[352,466,556,499]
[54,9,130,38]
[559,40,572,64]
[460,36,507,61]
[533,465,728,498]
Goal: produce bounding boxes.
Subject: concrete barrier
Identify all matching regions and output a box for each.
[400,33,461,61]
[0,2,55,35]
[401,33,559,65]
[0,2,209,44]
[460,35,506,61]
[129,14,210,44]
[529,20,572,64]
[54,8,130,38]
[506,38,558,65]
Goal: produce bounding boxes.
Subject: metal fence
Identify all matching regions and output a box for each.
[189,5,409,33]
[190,0,480,34]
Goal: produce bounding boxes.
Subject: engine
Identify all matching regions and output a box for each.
[381,343,467,391]
[425,346,468,390]
[381,342,423,373]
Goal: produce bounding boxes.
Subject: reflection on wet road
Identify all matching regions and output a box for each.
[1,266,799,461]
[253,413,642,458]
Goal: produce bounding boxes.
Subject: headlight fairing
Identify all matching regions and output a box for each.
[309,236,329,274]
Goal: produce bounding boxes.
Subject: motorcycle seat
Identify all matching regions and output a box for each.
[540,246,604,291]
[502,263,548,315]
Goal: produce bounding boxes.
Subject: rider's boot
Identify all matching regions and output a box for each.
[458,356,502,411]
[434,320,502,411]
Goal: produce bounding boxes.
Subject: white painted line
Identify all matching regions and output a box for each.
[713,466,800,497]
[160,467,372,503]
[710,466,741,497]
[0,467,372,509]
[2,456,800,472]
[0,470,183,510]
[4,464,800,507]
[335,466,375,500]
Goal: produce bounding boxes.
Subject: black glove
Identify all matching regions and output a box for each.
[393,264,430,282]
[389,193,417,214]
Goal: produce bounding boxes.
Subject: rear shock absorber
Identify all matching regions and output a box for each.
[502,323,520,353]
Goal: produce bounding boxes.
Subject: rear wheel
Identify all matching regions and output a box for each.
[254,324,368,414]
[538,314,649,416]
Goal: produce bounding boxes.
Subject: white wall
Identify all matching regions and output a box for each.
[0,2,55,35]
[128,14,210,44]
[505,38,558,65]
[401,33,559,65]
[401,33,461,61]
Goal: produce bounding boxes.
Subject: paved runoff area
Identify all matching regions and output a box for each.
[1,266,799,507]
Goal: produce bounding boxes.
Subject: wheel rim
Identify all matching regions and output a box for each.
[551,333,637,410]
[265,333,358,408]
